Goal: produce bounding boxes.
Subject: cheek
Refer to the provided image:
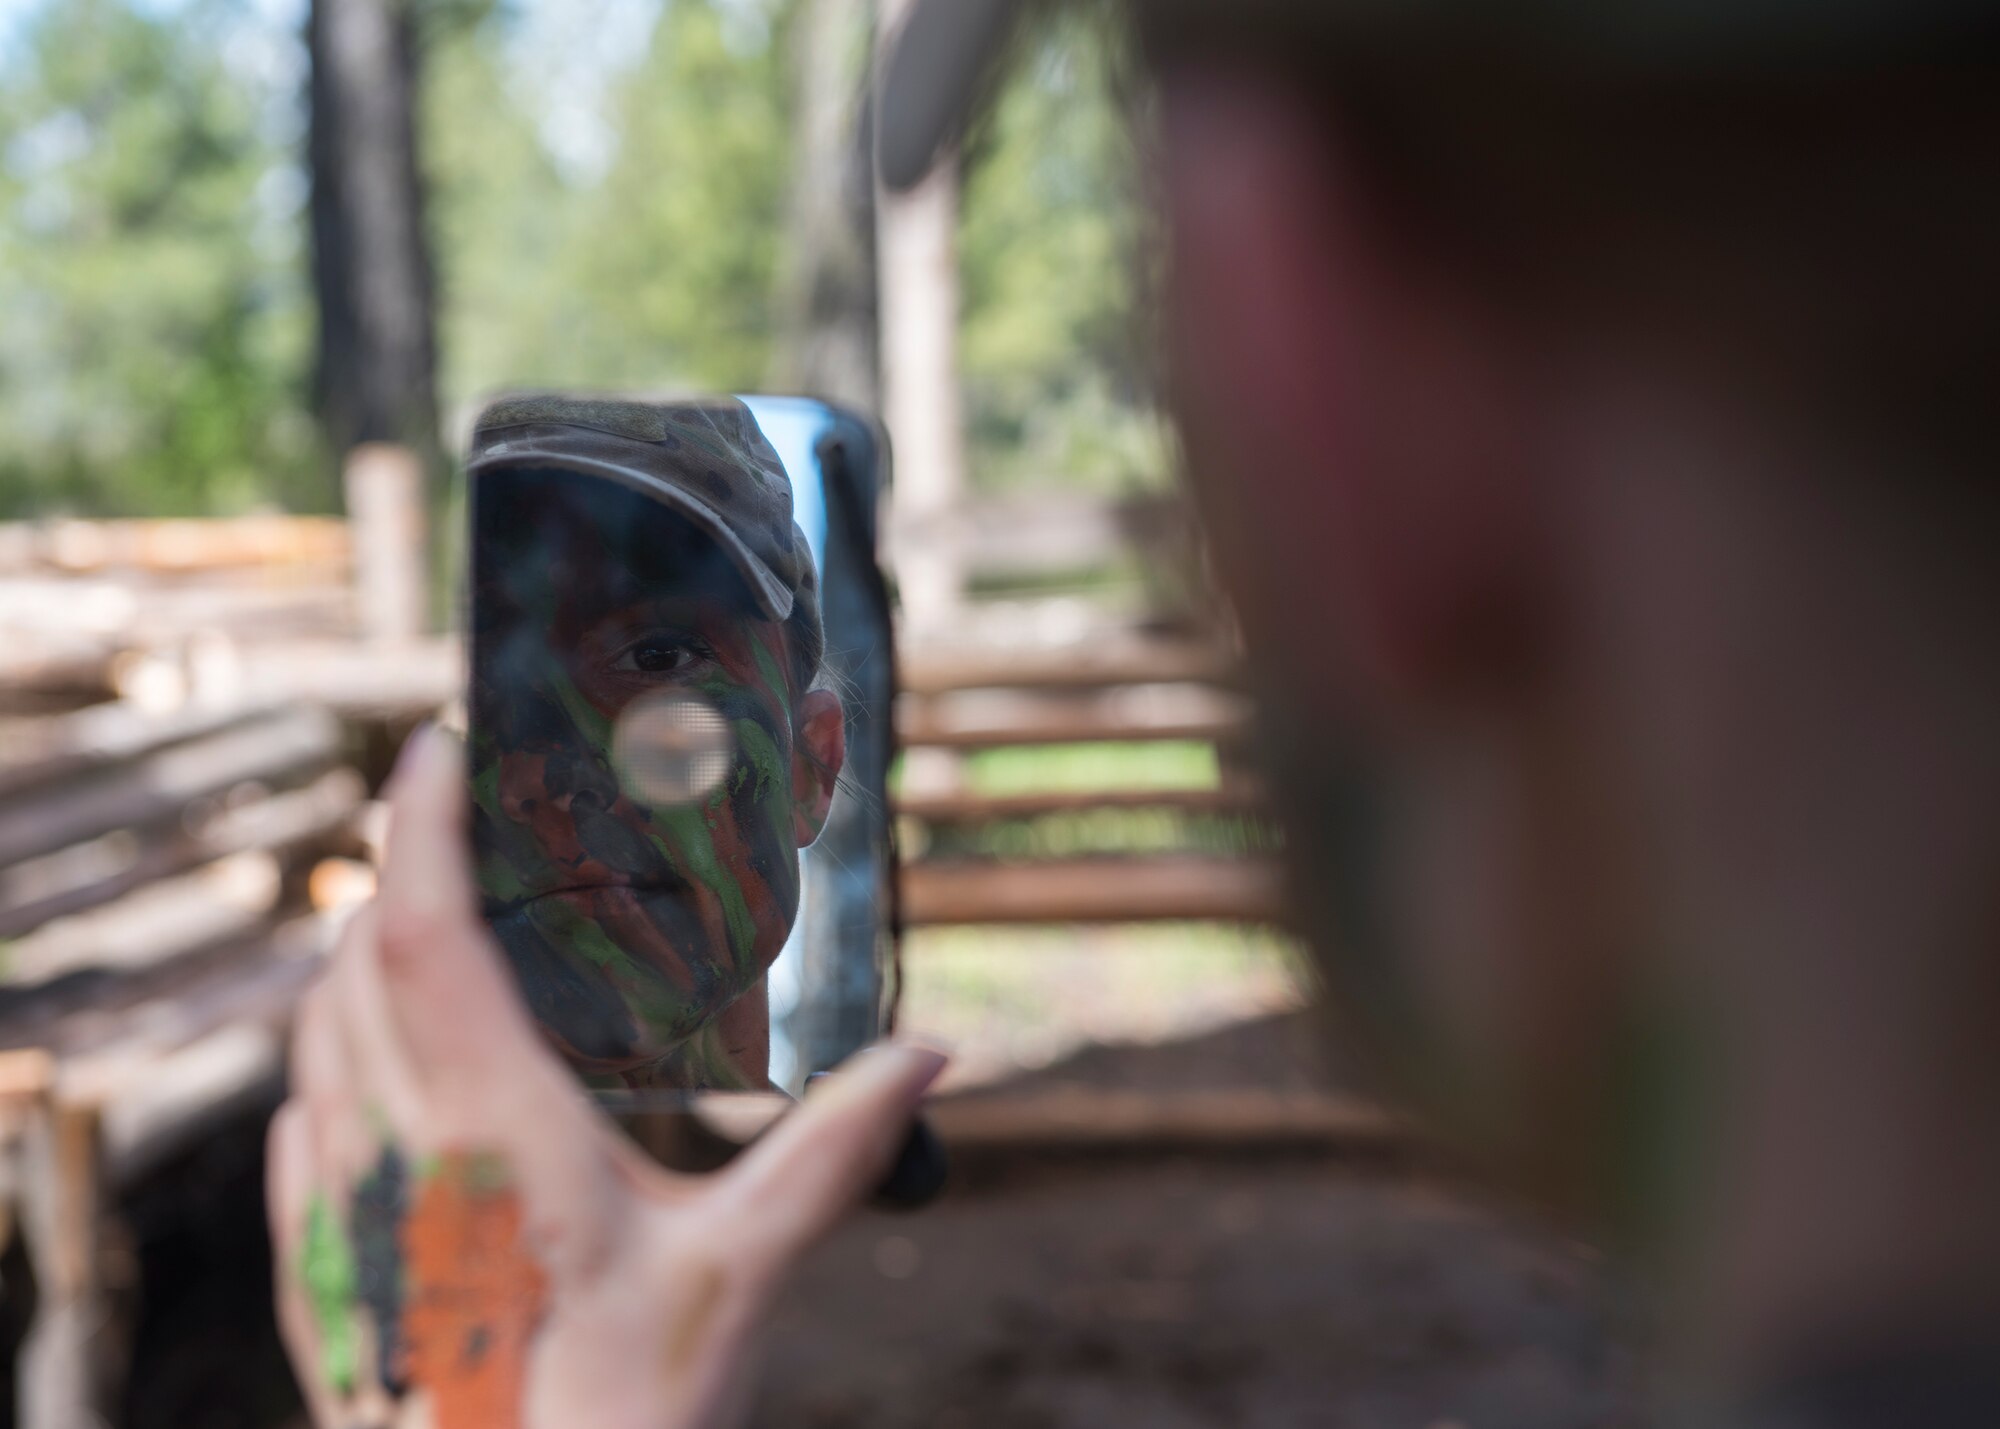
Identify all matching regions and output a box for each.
[1390,727,1637,1128]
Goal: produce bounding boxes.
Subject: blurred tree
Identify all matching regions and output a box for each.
[0,0,1158,519]
[0,0,323,515]
[768,0,877,410]
[308,0,442,472]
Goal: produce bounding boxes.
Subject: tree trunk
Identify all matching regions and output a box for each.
[307,0,440,472]
[770,0,880,410]
[875,0,966,641]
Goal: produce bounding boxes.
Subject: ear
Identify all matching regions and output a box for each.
[1160,69,1543,722]
[789,688,846,846]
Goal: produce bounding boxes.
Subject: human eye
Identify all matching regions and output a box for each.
[611,632,716,679]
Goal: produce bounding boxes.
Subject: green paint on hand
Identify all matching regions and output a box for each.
[300,1193,360,1396]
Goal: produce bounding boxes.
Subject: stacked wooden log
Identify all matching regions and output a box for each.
[895,629,1285,927]
[0,510,410,1426]
[0,697,369,1425]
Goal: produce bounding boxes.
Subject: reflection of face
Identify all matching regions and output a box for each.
[470,468,807,1087]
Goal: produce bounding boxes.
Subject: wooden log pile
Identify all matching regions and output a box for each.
[0,696,367,1427]
[0,492,452,1426]
[0,515,360,718]
[895,627,1285,929]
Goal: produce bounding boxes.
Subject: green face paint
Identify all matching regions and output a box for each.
[470,466,813,1089]
[300,1193,360,1396]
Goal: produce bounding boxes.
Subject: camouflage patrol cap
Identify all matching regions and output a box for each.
[467,392,821,672]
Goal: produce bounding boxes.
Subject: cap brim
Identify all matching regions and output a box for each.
[467,447,797,622]
[877,0,1024,191]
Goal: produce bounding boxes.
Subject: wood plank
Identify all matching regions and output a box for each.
[51,919,330,1109]
[949,493,1191,580]
[899,636,1238,695]
[0,516,350,575]
[897,683,1251,750]
[899,854,1285,925]
[0,644,117,708]
[927,1087,1407,1151]
[894,781,1265,823]
[0,768,365,940]
[99,1023,288,1188]
[0,705,341,868]
[236,636,459,718]
[684,1086,1409,1154]
[0,701,271,802]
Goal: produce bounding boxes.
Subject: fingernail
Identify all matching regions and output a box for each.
[858,1042,949,1099]
[386,721,438,793]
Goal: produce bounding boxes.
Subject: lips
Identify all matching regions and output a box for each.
[482,871,689,918]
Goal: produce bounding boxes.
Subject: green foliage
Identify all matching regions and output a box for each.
[424,0,797,410]
[560,0,794,392]
[0,0,324,515]
[0,0,1164,517]
[427,0,1166,489]
[956,8,1170,494]
[421,2,574,407]
[958,740,1221,796]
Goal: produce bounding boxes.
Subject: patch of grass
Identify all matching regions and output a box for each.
[917,807,1279,860]
[958,741,1222,796]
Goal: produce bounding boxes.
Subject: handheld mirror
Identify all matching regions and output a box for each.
[464,394,895,1122]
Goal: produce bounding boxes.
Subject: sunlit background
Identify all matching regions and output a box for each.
[0,0,1167,515]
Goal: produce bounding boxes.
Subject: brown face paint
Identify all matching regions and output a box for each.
[399,1151,548,1429]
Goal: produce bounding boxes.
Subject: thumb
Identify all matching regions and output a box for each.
[716,1044,947,1267]
[372,724,555,1098]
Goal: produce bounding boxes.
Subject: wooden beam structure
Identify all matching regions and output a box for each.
[897,682,1252,750]
[900,854,1286,926]
[899,634,1240,695]
[894,780,1266,824]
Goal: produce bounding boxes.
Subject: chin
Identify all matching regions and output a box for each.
[483,899,725,1065]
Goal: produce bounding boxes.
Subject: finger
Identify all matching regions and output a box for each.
[266,1099,313,1289]
[267,1101,344,1429]
[372,725,629,1275]
[372,725,550,1096]
[289,978,343,1108]
[714,1043,946,1268]
[293,979,376,1192]
[325,902,426,1144]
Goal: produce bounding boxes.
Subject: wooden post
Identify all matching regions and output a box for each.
[14,1081,115,1429]
[343,442,428,642]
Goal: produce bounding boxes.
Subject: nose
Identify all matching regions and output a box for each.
[498,751,616,823]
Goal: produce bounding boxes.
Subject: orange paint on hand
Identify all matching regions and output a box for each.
[400,1151,548,1429]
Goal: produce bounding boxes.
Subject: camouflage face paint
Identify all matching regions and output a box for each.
[471,468,808,1089]
[399,1150,548,1429]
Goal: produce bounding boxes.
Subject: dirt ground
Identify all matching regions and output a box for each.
[743,1014,1653,1429]
[748,1157,1650,1429]
[102,1007,1654,1429]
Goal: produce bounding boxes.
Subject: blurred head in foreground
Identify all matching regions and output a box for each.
[466,396,842,1092]
[888,0,2000,1404]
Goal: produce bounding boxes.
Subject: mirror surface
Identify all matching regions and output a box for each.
[466,394,891,1100]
